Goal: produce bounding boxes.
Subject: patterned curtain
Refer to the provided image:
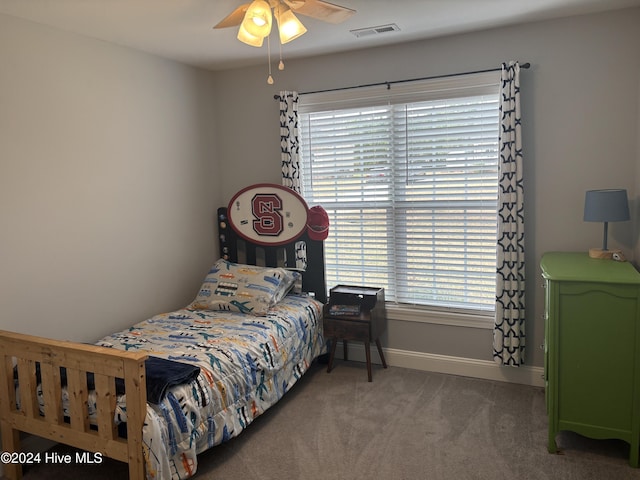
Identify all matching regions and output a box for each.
[279,91,301,193]
[493,61,525,366]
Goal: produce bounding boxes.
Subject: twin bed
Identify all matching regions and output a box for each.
[0,186,327,480]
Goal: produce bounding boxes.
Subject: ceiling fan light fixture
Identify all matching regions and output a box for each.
[216,0,356,83]
[237,22,264,47]
[275,5,307,44]
[242,0,273,38]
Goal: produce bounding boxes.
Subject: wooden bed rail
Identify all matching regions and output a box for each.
[0,330,148,480]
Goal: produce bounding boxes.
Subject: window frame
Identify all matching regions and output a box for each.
[299,71,500,326]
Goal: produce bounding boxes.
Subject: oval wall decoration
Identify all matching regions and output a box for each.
[227,183,309,246]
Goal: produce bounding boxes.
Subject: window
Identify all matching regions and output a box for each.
[299,72,500,313]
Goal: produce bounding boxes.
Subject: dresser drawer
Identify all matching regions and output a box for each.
[323,317,370,341]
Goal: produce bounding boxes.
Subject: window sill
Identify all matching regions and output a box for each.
[386,304,494,329]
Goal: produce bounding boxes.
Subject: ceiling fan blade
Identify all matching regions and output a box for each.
[288,0,356,24]
[213,3,250,29]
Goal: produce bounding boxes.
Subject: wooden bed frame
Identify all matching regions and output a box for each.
[0,204,325,480]
[0,333,148,480]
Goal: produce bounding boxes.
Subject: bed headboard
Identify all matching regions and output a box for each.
[217,206,327,304]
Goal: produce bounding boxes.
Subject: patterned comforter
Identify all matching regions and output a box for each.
[96,294,324,480]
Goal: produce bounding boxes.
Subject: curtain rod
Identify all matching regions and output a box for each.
[274,62,530,99]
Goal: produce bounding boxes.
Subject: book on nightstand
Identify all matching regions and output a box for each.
[328,304,361,316]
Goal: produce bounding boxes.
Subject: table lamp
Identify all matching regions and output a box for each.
[583,189,630,259]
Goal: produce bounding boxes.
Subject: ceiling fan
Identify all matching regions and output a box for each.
[214,0,355,83]
[214,0,356,31]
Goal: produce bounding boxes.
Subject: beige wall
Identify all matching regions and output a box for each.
[213,8,640,369]
[0,15,222,341]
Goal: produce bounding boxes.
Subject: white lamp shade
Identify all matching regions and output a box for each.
[276,6,307,44]
[242,0,272,38]
[237,22,264,47]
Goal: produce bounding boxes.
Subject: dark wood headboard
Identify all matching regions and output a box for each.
[217,207,327,304]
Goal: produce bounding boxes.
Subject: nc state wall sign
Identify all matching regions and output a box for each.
[227,183,309,246]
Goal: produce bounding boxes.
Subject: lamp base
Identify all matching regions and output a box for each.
[588,248,625,260]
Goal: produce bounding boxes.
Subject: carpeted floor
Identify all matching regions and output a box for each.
[14,361,640,479]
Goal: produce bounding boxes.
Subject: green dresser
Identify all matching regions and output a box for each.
[541,252,640,466]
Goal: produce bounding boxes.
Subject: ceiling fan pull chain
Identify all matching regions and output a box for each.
[267,34,274,84]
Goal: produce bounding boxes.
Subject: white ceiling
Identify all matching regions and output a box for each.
[1,0,639,71]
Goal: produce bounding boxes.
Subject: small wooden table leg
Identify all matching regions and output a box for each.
[376,338,387,368]
[327,337,337,373]
[343,340,348,361]
[365,341,372,382]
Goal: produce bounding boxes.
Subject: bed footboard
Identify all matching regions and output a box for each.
[0,330,148,480]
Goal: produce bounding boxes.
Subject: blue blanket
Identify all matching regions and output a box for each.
[142,356,201,404]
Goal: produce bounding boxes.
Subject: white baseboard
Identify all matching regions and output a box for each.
[334,341,545,388]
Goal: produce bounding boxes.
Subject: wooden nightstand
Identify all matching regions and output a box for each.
[323,285,387,382]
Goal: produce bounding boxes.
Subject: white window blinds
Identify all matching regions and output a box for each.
[299,71,500,312]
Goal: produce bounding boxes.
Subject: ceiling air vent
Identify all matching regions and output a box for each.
[350,23,400,38]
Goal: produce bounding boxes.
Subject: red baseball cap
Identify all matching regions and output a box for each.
[307,205,330,241]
